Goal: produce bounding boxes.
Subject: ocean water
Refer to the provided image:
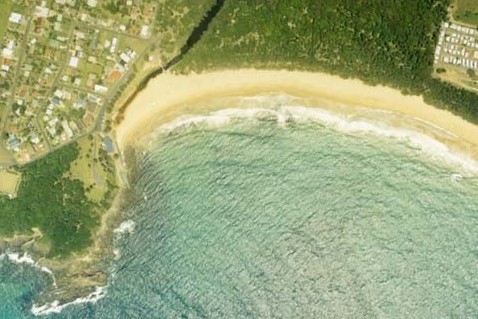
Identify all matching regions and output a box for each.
[2,104,478,318]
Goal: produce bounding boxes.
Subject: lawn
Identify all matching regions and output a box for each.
[0,0,12,40]
[68,135,110,203]
[453,0,478,25]
[0,170,21,198]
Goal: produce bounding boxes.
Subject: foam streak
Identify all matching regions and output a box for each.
[153,105,478,174]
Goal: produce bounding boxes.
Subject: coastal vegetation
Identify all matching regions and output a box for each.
[154,0,217,61]
[0,143,98,257]
[453,0,478,25]
[176,0,478,123]
[67,135,116,203]
[0,0,11,38]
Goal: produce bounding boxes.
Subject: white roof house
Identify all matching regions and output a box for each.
[9,12,22,24]
[120,53,132,63]
[69,56,79,68]
[35,6,50,18]
[2,48,13,59]
[141,25,150,37]
[110,38,118,53]
[94,85,108,93]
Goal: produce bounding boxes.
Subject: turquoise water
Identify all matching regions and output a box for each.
[2,106,478,318]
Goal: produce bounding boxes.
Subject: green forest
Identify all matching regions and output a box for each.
[177,0,478,123]
[152,0,217,62]
[0,143,98,257]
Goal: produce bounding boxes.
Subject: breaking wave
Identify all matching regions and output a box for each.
[0,252,101,316]
[0,253,105,316]
[0,252,55,283]
[113,219,136,237]
[155,104,478,174]
[31,286,107,316]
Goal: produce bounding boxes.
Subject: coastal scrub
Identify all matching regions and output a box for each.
[0,143,98,257]
[176,0,478,124]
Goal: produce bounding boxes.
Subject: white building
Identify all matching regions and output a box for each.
[94,84,108,93]
[141,25,150,37]
[69,56,79,68]
[9,12,22,24]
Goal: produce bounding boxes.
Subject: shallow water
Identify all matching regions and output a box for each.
[2,105,478,318]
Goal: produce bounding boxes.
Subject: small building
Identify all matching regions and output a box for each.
[9,12,22,24]
[69,56,79,68]
[103,136,115,153]
[120,52,131,64]
[52,97,61,105]
[34,6,50,19]
[94,84,108,93]
[2,48,13,59]
[110,38,118,53]
[6,134,20,150]
[140,25,150,37]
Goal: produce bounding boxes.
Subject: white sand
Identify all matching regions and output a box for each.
[115,69,478,156]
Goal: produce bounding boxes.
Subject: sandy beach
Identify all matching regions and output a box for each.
[115,69,478,159]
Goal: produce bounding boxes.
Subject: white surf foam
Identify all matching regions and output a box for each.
[31,286,107,316]
[4,252,36,265]
[112,248,121,260]
[1,252,56,283]
[154,104,478,174]
[282,105,478,174]
[161,114,231,133]
[451,173,463,181]
[113,219,136,236]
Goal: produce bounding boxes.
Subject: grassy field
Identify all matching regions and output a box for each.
[434,62,478,93]
[68,135,111,203]
[0,143,15,167]
[453,0,478,25]
[0,170,21,198]
[0,0,11,40]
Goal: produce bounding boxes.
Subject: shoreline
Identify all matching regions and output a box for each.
[115,69,478,164]
[0,143,143,314]
[3,69,478,315]
[27,146,143,314]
